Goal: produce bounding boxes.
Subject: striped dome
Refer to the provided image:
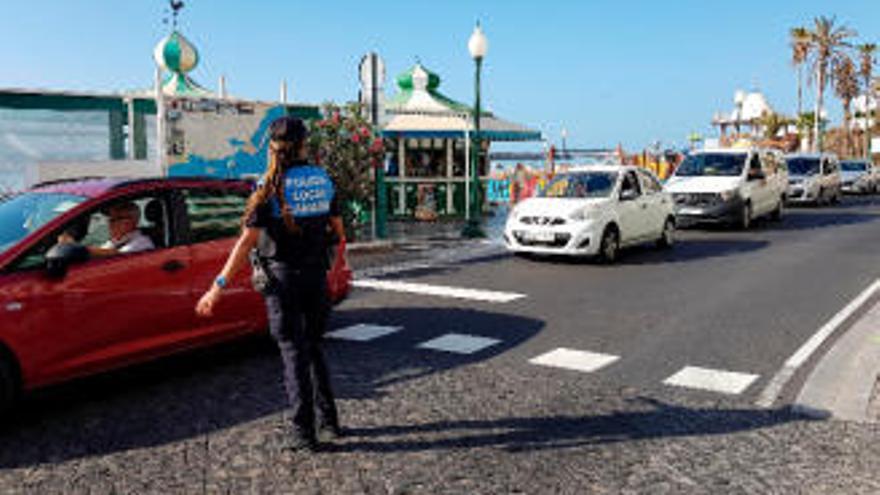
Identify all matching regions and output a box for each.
[154,31,199,74]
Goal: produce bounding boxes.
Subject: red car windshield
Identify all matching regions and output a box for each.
[0,192,87,254]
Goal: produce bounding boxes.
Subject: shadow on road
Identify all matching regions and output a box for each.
[0,307,542,468]
[512,238,770,267]
[332,396,824,454]
[773,210,878,231]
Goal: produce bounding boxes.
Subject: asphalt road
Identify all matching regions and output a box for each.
[3,196,880,493]
[348,195,880,403]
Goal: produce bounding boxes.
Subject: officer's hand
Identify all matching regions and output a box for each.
[196,287,221,317]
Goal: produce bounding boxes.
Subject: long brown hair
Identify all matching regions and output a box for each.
[242,138,301,232]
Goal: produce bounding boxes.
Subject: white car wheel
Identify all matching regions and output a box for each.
[656,218,675,249]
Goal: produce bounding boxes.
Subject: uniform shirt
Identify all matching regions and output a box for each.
[101,230,155,253]
[246,162,340,269]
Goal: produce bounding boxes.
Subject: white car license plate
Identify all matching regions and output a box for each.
[678,207,703,215]
[524,231,555,242]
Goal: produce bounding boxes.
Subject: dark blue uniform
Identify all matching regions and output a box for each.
[246,161,340,443]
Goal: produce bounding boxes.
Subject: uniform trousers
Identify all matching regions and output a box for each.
[263,262,338,439]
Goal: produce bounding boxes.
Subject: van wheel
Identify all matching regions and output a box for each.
[739,203,752,230]
[0,356,19,418]
[598,227,620,264]
[770,198,784,221]
[656,218,675,249]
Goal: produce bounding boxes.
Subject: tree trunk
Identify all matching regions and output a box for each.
[797,65,803,117]
[866,76,873,159]
[843,103,852,157]
[814,65,825,153]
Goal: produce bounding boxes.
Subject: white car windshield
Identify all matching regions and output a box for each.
[675,153,746,177]
[786,158,821,176]
[540,172,618,199]
[841,161,868,172]
[0,192,87,254]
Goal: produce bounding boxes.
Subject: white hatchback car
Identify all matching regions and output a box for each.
[504,165,676,262]
[785,153,842,205]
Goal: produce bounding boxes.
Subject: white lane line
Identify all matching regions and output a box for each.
[664,366,759,395]
[354,278,525,303]
[326,323,402,342]
[529,348,620,373]
[756,279,880,408]
[417,333,501,355]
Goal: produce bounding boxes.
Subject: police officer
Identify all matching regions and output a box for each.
[196,116,344,452]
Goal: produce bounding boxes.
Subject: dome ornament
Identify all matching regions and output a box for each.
[162,0,185,30]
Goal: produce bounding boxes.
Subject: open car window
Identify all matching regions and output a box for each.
[6,193,169,273]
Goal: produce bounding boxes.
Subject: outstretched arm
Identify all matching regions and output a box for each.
[195,227,260,317]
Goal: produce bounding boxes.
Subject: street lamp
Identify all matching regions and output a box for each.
[561,127,568,156]
[462,21,488,238]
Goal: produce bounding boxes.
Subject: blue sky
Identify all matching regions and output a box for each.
[1,0,879,150]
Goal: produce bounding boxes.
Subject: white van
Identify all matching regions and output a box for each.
[785,153,842,205]
[664,148,787,229]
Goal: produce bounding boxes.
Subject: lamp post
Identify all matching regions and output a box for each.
[462,21,488,238]
[561,127,568,157]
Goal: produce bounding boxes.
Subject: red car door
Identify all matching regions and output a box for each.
[2,192,193,388]
[180,186,266,342]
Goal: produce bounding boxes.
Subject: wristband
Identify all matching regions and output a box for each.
[214,275,227,289]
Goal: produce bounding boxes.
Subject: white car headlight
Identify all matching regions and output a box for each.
[569,206,601,221]
[719,190,738,202]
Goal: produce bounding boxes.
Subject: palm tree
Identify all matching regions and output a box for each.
[834,57,859,156]
[757,111,792,140]
[803,16,858,151]
[858,43,876,158]
[790,27,811,118]
[797,112,818,151]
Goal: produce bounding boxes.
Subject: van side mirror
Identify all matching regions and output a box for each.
[620,189,638,201]
[45,243,90,279]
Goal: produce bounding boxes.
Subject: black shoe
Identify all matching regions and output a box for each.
[281,434,319,453]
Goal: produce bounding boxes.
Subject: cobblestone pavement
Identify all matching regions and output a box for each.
[2,331,880,494]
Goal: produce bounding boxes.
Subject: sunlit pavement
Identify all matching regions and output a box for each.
[3,198,880,493]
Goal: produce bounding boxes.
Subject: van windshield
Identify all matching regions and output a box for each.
[675,153,745,177]
[786,158,821,176]
[0,192,86,254]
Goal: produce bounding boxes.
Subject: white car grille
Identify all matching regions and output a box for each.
[520,216,566,226]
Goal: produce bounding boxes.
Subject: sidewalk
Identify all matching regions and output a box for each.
[347,207,508,274]
[795,295,880,423]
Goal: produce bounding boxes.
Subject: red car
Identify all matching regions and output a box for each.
[0,177,350,413]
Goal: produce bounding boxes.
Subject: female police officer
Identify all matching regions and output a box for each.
[196,116,345,452]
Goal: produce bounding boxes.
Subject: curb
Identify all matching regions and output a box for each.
[793,297,880,423]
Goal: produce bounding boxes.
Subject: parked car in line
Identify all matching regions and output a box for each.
[504,165,676,262]
[839,159,879,194]
[663,148,788,229]
[0,177,350,413]
[785,153,842,205]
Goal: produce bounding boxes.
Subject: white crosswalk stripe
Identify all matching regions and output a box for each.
[325,323,402,342]
[529,348,620,373]
[663,366,759,395]
[354,278,525,303]
[417,333,501,355]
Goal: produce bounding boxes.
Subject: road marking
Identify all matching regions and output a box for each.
[417,333,501,354]
[529,348,620,373]
[326,323,402,342]
[664,366,759,395]
[756,279,880,408]
[354,278,525,303]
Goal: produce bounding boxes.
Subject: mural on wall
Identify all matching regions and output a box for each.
[165,97,286,180]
